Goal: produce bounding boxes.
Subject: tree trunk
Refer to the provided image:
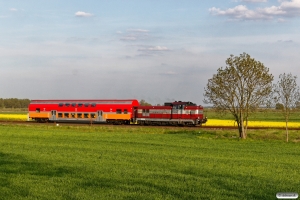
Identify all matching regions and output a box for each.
[240,112,246,139]
[237,121,246,139]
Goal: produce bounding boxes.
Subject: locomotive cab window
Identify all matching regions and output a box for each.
[36,108,40,113]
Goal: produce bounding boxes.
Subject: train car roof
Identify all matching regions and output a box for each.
[135,105,172,109]
[30,99,139,104]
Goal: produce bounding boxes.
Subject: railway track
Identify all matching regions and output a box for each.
[1,120,300,130]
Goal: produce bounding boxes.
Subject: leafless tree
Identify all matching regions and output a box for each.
[273,73,300,142]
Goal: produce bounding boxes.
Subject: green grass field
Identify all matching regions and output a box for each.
[0,124,299,199]
[205,108,300,122]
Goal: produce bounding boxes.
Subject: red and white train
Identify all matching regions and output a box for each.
[28,99,207,126]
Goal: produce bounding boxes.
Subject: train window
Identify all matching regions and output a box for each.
[65,113,69,118]
[58,103,63,107]
[116,109,122,114]
[72,103,76,107]
[77,113,82,118]
[58,113,63,118]
[36,108,40,113]
[78,103,83,107]
[71,113,76,118]
[65,103,70,107]
[142,109,149,116]
[84,103,89,107]
[84,113,89,118]
[91,103,96,107]
[124,109,128,114]
[91,113,96,118]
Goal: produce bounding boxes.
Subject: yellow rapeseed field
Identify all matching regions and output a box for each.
[0,114,28,120]
[204,119,300,128]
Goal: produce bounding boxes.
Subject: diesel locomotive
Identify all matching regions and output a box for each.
[28,99,207,126]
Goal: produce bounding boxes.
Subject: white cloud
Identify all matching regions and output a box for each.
[75,11,93,17]
[241,0,267,2]
[209,5,269,20]
[121,36,137,41]
[210,0,300,20]
[10,8,18,11]
[138,46,169,51]
[127,29,149,33]
[119,29,150,41]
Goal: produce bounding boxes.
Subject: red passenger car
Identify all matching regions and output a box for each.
[133,101,207,126]
[28,99,139,124]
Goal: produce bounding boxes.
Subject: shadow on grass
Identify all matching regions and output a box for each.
[172,167,288,200]
[200,169,291,200]
[0,152,75,199]
[78,176,198,200]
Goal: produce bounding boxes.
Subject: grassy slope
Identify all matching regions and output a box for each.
[0,125,299,199]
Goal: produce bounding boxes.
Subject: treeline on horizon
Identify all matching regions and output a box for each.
[1,98,299,110]
[0,98,30,108]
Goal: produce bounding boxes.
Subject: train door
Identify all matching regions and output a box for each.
[97,110,105,122]
[179,105,183,119]
[50,110,57,121]
[142,109,149,117]
[171,105,183,124]
[171,106,177,119]
[133,107,138,123]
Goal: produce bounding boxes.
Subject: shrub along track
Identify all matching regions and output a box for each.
[0,120,299,130]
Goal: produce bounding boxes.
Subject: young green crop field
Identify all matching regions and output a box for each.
[0,124,299,200]
[205,108,300,122]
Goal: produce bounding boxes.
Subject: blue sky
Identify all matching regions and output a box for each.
[1,0,300,105]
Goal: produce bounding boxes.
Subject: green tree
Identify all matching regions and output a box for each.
[204,53,273,139]
[273,73,300,142]
[0,98,30,109]
[0,98,4,108]
[275,103,284,110]
[139,99,152,106]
